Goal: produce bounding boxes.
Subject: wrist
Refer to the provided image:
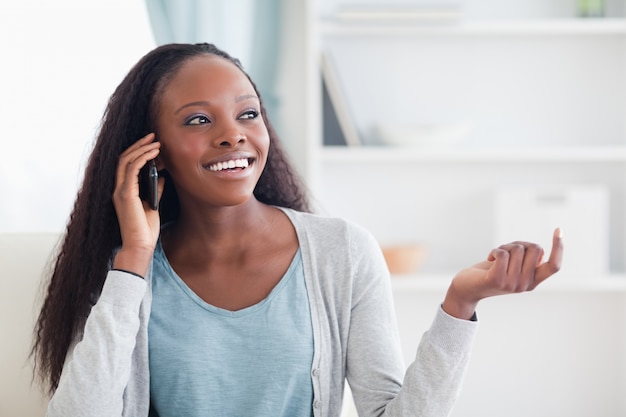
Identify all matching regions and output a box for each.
[442,283,479,321]
[113,246,154,277]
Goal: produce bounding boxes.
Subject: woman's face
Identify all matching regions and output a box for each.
[155,55,270,209]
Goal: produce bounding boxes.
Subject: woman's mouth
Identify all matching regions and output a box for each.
[206,157,251,172]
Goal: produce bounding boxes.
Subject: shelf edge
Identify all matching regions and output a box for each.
[320,146,626,163]
[320,18,626,36]
[391,274,626,292]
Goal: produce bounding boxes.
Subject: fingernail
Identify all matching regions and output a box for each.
[556,227,563,239]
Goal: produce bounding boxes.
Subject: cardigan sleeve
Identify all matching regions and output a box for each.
[345,224,478,417]
[385,308,478,416]
[46,270,147,417]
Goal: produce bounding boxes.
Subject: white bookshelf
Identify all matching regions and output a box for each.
[290,0,626,416]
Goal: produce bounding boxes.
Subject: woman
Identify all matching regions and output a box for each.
[32,43,563,417]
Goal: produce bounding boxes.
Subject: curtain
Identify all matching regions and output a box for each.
[144,0,282,127]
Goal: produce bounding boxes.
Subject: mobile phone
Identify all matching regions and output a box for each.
[139,159,159,211]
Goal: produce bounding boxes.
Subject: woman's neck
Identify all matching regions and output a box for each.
[161,199,281,258]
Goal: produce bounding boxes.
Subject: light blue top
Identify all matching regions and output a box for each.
[148,243,314,417]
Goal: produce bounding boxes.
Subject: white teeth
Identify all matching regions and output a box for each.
[209,158,249,172]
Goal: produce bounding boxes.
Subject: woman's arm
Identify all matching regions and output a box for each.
[47,134,164,416]
[346,226,563,417]
[345,226,477,417]
[46,270,147,417]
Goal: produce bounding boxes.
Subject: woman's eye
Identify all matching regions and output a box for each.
[186,115,210,125]
[239,110,259,120]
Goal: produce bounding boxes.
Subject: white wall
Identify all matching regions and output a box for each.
[0,0,155,233]
[0,2,155,415]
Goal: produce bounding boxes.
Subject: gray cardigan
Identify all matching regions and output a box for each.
[47,208,478,417]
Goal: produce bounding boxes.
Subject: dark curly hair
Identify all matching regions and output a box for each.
[31,42,311,394]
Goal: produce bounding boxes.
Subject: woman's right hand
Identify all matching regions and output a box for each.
[112,133,164,277]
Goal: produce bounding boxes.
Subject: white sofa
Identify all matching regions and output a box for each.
[0,233,58,417]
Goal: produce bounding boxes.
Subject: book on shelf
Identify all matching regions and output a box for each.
[320,52,361,146]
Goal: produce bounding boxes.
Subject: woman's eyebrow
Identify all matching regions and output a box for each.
[236,94,259,103]
[174,95,259,114]
[175,101,209,114]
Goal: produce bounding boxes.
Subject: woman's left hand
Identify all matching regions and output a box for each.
[443,228,564,320]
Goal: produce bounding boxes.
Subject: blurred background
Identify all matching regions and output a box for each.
[2,0,626,416]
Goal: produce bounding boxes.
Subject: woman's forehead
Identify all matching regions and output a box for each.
[160,55,256,104]
[173,55,249,86]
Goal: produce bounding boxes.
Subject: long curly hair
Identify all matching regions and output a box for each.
[31,42,311,395]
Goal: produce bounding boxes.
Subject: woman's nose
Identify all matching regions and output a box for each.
[215,123,246,147]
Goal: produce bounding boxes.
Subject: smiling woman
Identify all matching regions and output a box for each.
[29,41,562,417]
[0,0,155,233]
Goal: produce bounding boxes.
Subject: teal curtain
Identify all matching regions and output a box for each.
[145,0,282,127]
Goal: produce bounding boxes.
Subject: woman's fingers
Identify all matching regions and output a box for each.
[120,132,155,155]
[488,244,531,292]
[114,134,160,201]
[112,133,162,239]
[487,248,509,281]
[535,228,564,284]
[487,230,562,293]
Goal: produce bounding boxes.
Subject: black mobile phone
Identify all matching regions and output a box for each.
[139,159,159,211]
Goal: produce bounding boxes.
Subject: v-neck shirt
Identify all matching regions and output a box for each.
[148,241,314,417]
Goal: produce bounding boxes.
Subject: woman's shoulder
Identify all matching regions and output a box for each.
[279,207,378,249]
[280,207,359,230]
[279,208,389,293]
